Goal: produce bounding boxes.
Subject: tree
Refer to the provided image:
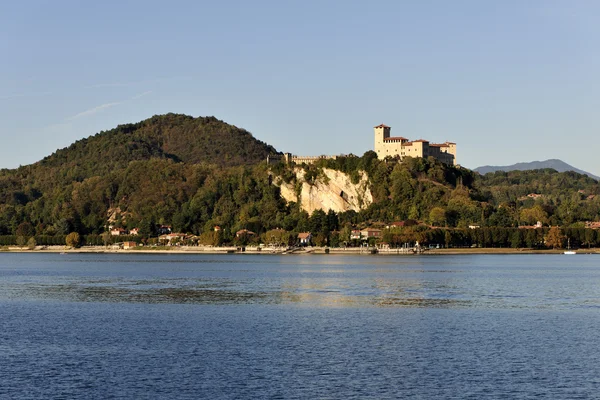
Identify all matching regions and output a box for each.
[583,228,596,248]
[329,231,341,247]
[234,232,252,246]
[326,209,339,233]
[55,218,71,235]
[139,218,156,238]
[519,205,548,226]
[309,209,327,236]
[15,222,34,237]
[510,229,523,248]
[212,230,223,246]
[488,206,515,227]
[27,237,37,250]
[314,232,328,247]
[429,207,446,226]
[524,229,539,248]
[101,232,111,247]
[264,229,288,246]
[444,230,452,248]
[16,235,28,247]
[340,224,352,246]
[390,167,416,201]
[408,204,420,220]
[545,227,564,249]
[66,232,81,248]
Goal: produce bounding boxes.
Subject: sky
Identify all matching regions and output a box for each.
[1,0,599,174]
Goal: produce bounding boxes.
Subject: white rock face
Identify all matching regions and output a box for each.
[275,168,373,214]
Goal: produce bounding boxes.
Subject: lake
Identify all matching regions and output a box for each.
[1,253,599,399]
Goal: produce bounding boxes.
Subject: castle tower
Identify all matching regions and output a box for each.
[445,142,457,165]
[374,124,391,159]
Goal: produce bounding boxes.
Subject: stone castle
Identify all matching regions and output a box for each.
[374,124,456,165]
[268,124,456,166]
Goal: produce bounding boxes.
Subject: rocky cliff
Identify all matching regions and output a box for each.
[274,168,373,214]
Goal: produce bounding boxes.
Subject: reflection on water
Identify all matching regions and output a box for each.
[3,253,600,399]
[1,253,600,309]
[34,284,272,304]
[9,279,469,308]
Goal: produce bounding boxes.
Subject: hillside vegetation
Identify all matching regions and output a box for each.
[4,113,278,193]
[475,159,600,180]
[1,114,600,248]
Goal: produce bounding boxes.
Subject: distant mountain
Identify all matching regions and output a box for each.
[474,159,599,181]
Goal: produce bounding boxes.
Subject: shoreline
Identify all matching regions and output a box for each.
[2,246,598,255]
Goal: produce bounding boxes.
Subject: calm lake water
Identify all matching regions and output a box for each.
[1,253,599,399]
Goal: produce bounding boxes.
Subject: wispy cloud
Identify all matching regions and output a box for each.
[131,90,153,100]
[66,102,122,121]
[63,90,153,121]
[84,76,190,89]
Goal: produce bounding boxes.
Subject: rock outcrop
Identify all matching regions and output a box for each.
[274,168,372,214]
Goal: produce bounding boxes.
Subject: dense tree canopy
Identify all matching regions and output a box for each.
[1,114,600,248]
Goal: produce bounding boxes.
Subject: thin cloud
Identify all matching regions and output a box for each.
[63,90,153,121]
[66,102,122,121]
[131,90,152,100]
[84,76,190,89]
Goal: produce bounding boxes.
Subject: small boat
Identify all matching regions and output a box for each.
[564,239,576,255]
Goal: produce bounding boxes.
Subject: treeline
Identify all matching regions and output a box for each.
[2,151,600,241]
[0,234,143,247]
[1,114,600,244]
[231,226,597,250]
[473,169,600,226]
[381,226,597,249]
[4,226,595,250]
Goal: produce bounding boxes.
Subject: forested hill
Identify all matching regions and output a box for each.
[37,113,279,176]
[475,159,600,181]
[0,113,281,231]
[1,112,600,243]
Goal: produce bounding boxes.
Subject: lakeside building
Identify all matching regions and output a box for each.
[110,227,128,236]
[585,221,600,229]
[235,229,256,238]
[518,221,543,229]
[298,232,312,245]
[373,124,456,165]
[350,228,383,241]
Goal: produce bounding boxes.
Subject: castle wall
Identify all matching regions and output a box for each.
[378,140,402,158]
[374,125,456,165]
[269,125,457,168]
[291,155,337,165]
[267,153,338,165]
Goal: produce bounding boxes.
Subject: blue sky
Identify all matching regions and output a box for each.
[1,0,599,174]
